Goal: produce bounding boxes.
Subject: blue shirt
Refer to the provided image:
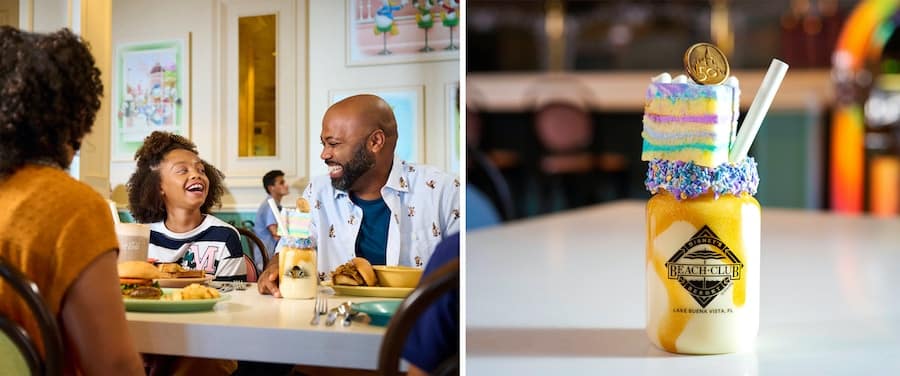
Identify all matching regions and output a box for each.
[253,196,279,268]
[351,193,389,265]
[402,233,459,372]
[465,183,500,231]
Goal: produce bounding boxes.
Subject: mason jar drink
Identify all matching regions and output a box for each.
[279,237,317,300]
[115,223,150,263]
[645,158,760,354]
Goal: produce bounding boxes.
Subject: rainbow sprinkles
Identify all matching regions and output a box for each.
[645,158,759,200]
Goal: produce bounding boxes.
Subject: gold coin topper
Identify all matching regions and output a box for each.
[683,43,730,85]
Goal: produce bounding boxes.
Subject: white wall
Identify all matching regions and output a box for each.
[19,0,67,33]
[307,1,460,179]
[107,0,460,212]
[29,0,66,33]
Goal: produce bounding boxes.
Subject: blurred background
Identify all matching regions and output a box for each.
[466,0,900,222]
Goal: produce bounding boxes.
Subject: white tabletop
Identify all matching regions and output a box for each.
[126,285,395,369]
[466,201,900,375]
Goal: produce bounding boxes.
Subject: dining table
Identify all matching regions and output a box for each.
[466,201,900,375]
[125,285,399,370]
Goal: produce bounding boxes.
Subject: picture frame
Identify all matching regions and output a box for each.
[346,0,460,66]
[111,37,190,161]
[446,81,460,173]
[329,86,424,163]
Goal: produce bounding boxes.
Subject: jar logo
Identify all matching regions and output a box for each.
[666,225,743,308]
[284,265,311,279]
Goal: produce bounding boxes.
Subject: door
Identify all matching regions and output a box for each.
[0,0,17,28]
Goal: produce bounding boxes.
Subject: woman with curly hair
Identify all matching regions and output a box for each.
[0,27,144,374]
[127,131,246,283]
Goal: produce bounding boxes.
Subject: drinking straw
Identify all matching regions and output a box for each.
[108,199,120,224]
[267,198,288,236]
[729,59,790,163]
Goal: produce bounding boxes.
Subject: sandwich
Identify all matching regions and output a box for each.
[331,257,378,287]
[157,262,205,279]
[118,261,163,299]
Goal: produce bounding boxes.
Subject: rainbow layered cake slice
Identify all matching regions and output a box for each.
[641,73,740,168]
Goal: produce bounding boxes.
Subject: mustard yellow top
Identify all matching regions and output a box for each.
[0,165,118,373]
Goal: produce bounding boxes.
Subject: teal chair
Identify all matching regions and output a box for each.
[0,258,63,375]
[237,227,269,273]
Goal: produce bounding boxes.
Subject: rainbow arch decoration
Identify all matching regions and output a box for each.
[831,0,899,213]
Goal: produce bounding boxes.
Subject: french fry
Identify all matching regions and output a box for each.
[162,284,220,300]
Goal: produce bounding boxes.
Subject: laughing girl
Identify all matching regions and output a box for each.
[127,131,246,282]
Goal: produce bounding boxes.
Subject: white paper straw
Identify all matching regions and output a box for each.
[108,199,120,224]
[267,198,288,236]
[729,59,789,163]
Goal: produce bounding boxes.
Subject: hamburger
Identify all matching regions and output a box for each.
[331,257,378,286]
[118,261,163,299]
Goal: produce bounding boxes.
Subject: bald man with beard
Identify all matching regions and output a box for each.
[258,94,460,296]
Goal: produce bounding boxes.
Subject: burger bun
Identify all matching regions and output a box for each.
[118,261,160,280]
[351,257,377,287]
[333,274,362,286]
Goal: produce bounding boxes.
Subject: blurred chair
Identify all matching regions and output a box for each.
[237,227,268,274]
[467,92,517,221]
[532,100,598,212]
[467,146,515,221]
[528,77,629,213]
[377,258,459,376]
[0,257,63,376]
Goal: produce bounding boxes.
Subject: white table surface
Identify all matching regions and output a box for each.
[466,201,900,375]
[126,285,397,369]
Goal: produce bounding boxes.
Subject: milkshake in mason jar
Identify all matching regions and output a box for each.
[278,199,317,300]
[641,43,769,354]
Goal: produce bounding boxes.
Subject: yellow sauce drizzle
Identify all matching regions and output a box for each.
[647,191,759,352]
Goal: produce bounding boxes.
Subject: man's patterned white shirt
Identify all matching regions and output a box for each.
[276,156,460,280]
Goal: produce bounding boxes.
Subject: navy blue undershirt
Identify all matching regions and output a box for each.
[351,193,389,265]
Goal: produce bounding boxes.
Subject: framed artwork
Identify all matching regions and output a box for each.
[329,86,424,163]
[346,0,460,66]
[446,81,459,173]
[111,37,190,161]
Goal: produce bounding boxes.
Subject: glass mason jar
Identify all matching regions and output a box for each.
[279,237,317,300]
[645,159,760,354]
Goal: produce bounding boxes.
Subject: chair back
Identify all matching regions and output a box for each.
[468,146,515,221]
[243,255,260,282]
[534,102,594,153]
[378,259,459,376]
[237,227,269,272]
[0,315,40,375]
[0,258,63,376]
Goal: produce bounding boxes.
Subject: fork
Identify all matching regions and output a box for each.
[309,294,327,325]
[212,282,234,293]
